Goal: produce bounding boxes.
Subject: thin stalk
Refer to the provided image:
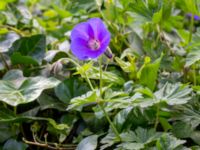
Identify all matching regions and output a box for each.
[189,13,194,43]
[99,56,103,96]
[0,53,9,70]
[84,72,94,91]
[3,102,7,108]
[98,57,121,142]
[99,104,121,141]
[154,102,160,130]
[193,65,197,86]
[14,106,17,115]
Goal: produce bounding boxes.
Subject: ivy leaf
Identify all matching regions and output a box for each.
[77,135,98,150]
[0,124,19,143]
[0,70,60,106]
[3,139,28,150]
[9,34,46,64]
[0,106,68,131]
[55,78,90,104]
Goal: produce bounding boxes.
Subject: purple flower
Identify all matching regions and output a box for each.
[70,18,111,60]
[186,13,200,21]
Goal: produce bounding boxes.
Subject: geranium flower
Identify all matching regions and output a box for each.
[186,13,200,21]
[70,18,111,60]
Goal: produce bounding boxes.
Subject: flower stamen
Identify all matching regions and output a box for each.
[88,39,100,50]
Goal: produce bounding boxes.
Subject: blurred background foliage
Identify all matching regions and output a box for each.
[1,0,200,149]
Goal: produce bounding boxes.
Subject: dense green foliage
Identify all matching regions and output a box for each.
[1,0,200,149]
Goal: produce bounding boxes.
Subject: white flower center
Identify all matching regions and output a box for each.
[88,39,100,50]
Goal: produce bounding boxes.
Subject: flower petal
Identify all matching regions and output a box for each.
[71,22,90,41]
[87,18,107,39]
[70,38,91,60]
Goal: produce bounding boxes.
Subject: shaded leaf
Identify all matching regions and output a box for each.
[77,135,98,150]
[3,139,28,150]
[156,134,185,150]
[9,34,46,64]
[55,78,89,104]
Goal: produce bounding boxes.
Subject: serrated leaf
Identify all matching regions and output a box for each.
[154,83,192,105]
[156,134,185,150]
[67,90,98,111]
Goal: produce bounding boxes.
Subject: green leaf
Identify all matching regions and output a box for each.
[0,106,68,131]
[77,135,98,150]
[0,73,60,106]
[152,8,163,24]
[185,48,200,67]
[118,142,144,150]
[172,121,193,138]
[11,52,39,66]
[44,50,68,62]
[0,124,19,143]
[0,32,20,53]
[55,78,90,104]
[154,83,192,105]
[37,93,67,111]
[185,28,200,67]
[159,117,172,132]
[137,55,162,90]
[9,34,46,64]
[126,127,161,143]
[191,131,200,145]
[3,139,28,150]
[114,107,133,132]
[156,134,185,150]
[67,90,98,111]
[86,67,125,85]
[52,4,72,18]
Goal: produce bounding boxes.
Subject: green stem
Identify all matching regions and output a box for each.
[193,65,197,86]
[99,56,103,96]
[98,57,121,142]
[3,102,7,108]
[0,53,9,70]
[99,104,121,141]
[14,106,17,115]
[84,72,94,91]
[154,102,160,130]
[189,13,194,43]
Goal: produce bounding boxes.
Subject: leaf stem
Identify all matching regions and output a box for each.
[189,13,194,43]
[0,53,9,70]
[98,56,121,142]
[154,102,160,130]
[84,72,94,91]
[98,104,121,141]
[99,56,103,96]
[193,64,197,86]
[14,106,17,115]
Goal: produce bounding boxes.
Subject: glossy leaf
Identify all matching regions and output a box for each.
[77,135,98,150]
[9,34,46,64]
[0,75,60,106]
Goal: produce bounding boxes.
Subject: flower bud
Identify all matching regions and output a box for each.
[51,61,63,75]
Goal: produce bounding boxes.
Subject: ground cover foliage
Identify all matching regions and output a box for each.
[1,0,200,149]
